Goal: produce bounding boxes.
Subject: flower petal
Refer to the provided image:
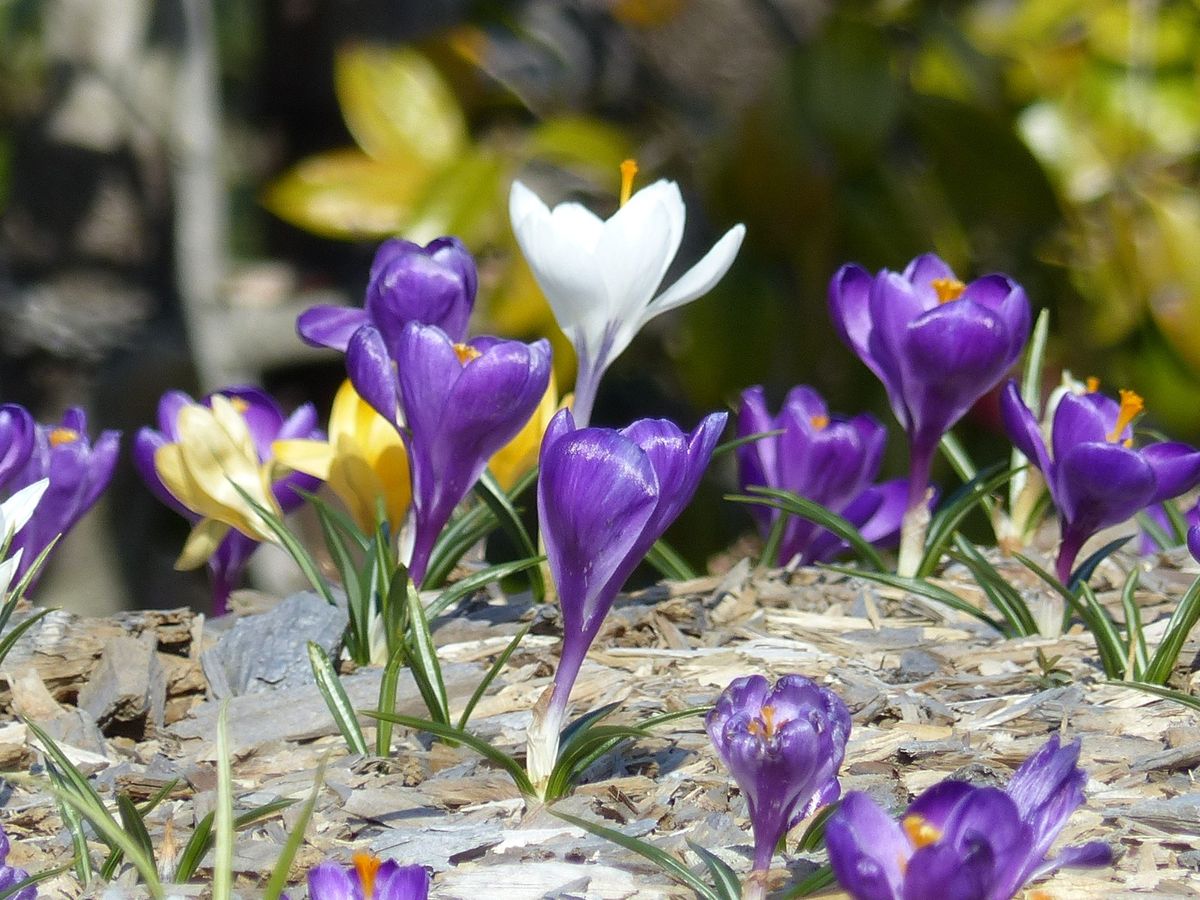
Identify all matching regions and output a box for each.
[1056,442,1156,535]
[642,222,745,323]
[297,306,370,352]
[1142,442,1200,504]
[826,792,908,900]
[346,326,403,428]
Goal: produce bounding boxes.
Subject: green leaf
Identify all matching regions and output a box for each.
[937,432,996,524]
[0,607,52,667]
[558,702,622,752]
[474,470,544,602]
[48,765,91,883]
[949,535,1038,637]
[232,483,338,607]
[686,841,742,900]
[727,487,887,571]
[310,498,370,662]
[1143,573,1200,685]
[919,463,1017,578]
[427,556,545,620]
[262,758,327,900]
[794,799,840,852]
[645,539,698,581]
[711,428,783,459]
[51,786,164,898]
[545,724,652,801]
[1067,536,1133,590]
[307,642,369,755]
[1137,511,1175,552]
[0,863,74,900]
[1077,583,1128,679]
[756,507,788,572]
[1112,680,1200,711]
[404,577,450,725]
[376,644,406,757]
[549,810,722,900]
[423,500,498,589]
[1162,500,1191,545]
[823,565,1003,631]
[213,703,234,900]
[116,793,155,868]
[1119,566,1148,678]
[777,864,836,898]
[457,621,532,730]
[174,800,296,884]
[364,711,533,795]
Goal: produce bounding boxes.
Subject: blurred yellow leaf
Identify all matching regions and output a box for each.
[402,150,509,246]
[335,44,466,165]
[526,117,634,183]
[1144,189,1200,376]
[262,149,431,240]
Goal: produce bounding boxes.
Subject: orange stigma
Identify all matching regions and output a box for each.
[1085,376,1100,393]
[227,396,250,414]
[619,159,639,207]
[810,415,830,431]
[901,814,942,849]
[1107,389,1144,443]
[453,343,482,365]
[931,277,966,304]
[49,427,79,447]
[353,852,382,899]
[746,705,778,740]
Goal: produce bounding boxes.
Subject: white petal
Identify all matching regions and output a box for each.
[547,201,605,252]
[509,180,548,232]
[640,223,746,326]
[0,550,21,597]
[0,478,49,542]
[597,188,680,326]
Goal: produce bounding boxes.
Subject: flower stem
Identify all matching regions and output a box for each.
[526,631,589,796]
[897,444,935,577]
[569,357,603,428]
[1056,526,1086,586]
[743,869,769,900]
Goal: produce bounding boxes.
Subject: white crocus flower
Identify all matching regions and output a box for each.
[509,164,745,425]
[0,478,49,597]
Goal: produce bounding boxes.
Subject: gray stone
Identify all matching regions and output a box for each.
[201,591,347,698]
[76,634,165,737]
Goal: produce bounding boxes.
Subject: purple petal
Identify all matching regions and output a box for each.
[1031,840,1112,880]
[1051,393,1112,462]
[735,386,777,533]
[297,306,370,352]
[367,237,477,347]
[1000,381,1052,481]
[346,326,402,427]
[277,402,320,442]
[829,264,892,389]
[155,390,195,438]
[901,253,957,307]
[1005,735,1086,862]
[1142,442,1200,504]
[905,779,975,831]
[826,791,908,900]
[902,837,995,900]
[209,387,284,459]
[306,861,362,900]
[866,271,927,429]
[0,404,35,486]
[1189,525,1200,563]
[1056,442,1156,536]
[133,427,192,518]
[373,860,430,900]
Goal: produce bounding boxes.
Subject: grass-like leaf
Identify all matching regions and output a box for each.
[309,497,371,662]
[422,501,498,590]
[404,577,450,725]
[213,703,234,900]
[794,800,840,852]
[559,702,621,751]
[686,841,742,900]
[476,470,545,602]
[823,565,1003,632]
[375,644,406,757]
[173,799,296,883]
[1067,535,1133,591]
[550,809,723,900]
[1162,500,1191,545]
[52,786,165,898]
[1119,567,1148,679]
[949,535,1038,637]
[0,607,52,669]
[711,428,782,459]
[0,862,74,899]
[1112,680,1200,711]
[777,864,836,899]
[457,621,532,730]
[1077,583,1127,679]
[426,556,545,620]
[918,463,1016,578]
[727,487,887,571]
[232,483,338,608]
[937,432,997,524]
[756,509,788,571]
[645,539,698,581]
[545,724,653,801]
[307,642,369,755]
[262,757,327,900]
[1143,574,1200,686]
[1137,511,1174,553]
[48,764,91,883]
[364,710,534,795]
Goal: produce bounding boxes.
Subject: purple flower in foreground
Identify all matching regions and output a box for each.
[134,388,321,613]
[0,821,34,899]
[827,734,1111,900]
[0,405,35,486]
[298,237,476,352]
[526,408,725,793]
[2,408,119,588]
[347,323,551,587]
[829,254,1030,575]
[736,385,908,565]
[1001,381,1200,583]
[706,675,850,890]
[307,853,428,900]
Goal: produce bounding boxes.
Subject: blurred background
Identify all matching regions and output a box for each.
[5,0,1200,612]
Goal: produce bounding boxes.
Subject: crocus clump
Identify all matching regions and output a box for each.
[509,161,745,426]
[298,236,476,351]
[1001,381,1200,583]
[736,385,908,565]
[706,674,850,897]
[527,408,726,792]
[135,388,321,613]
[0,821,35,899]
[347,322,551,587]
[305,853,428,900]
[826,734,1111,900]
[2,408,120,586]
[829,254,1030,575]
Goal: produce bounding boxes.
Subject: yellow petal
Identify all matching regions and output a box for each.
[488,372,560,491]
[272,439,337,481]
[175,518,232,570]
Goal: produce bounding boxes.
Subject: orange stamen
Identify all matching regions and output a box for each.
[49,427,79,448]
[619,159,639,207]
[1107,389,1144,443]
[931,277,966,303]
[227,396,250,414]
[453,343,482,365]
[1086,376,1100,393]
[902,814,942,849]
[353,852,382,899]
[810,415,830,431]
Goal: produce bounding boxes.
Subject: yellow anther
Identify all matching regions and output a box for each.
[353,852,382,899]
[1107,389,1144,443]
[810,415,830,431]
[49,427,80,448]
[746,705,779,740]
[227,396,250,414]
[931,277,966,304]
[1086,376,1100,393]
[619,159,639,207]
[902,814,942,849]
[453,343,482,365]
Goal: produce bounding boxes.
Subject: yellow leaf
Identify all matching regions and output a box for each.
[335,44,466,165]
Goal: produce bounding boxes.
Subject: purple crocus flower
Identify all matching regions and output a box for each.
[306,853,428,900]
[826,734,1111,900]
[526,408,725,793]
[736,385,908,565]
[346,322,551,587]
[0,404,35,486]
[829,254,1031,575]
[2,408,119,587]
[1189,526,1200,563]
[1138,499,1200,555]
[298,237,476,352]
[134,387,321,614]
[0,821,35,900]
[1001,381,1200,583]
[706,674,850,894]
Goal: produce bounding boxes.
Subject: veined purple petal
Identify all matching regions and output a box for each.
[735,386,777,533]
[1056,442,1156,535]
[865,271,927,430]
[0,404,34,487]
[306,860,361,900]
[134,427,191,518]
[825,792,908,900]
[905,779,976,831]
[367,237,476,348]
[1189,525,1200,562]
[1051,393,1111,461]
[347,326,403,428]
[155,390,195,439]
[1141,442,1200,504]
[829,264,888,387]
[999,381,1052,480]
[297,306,371,352]
[901,253,957,308]
[903,836,995,900]
[373,860,430,899]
